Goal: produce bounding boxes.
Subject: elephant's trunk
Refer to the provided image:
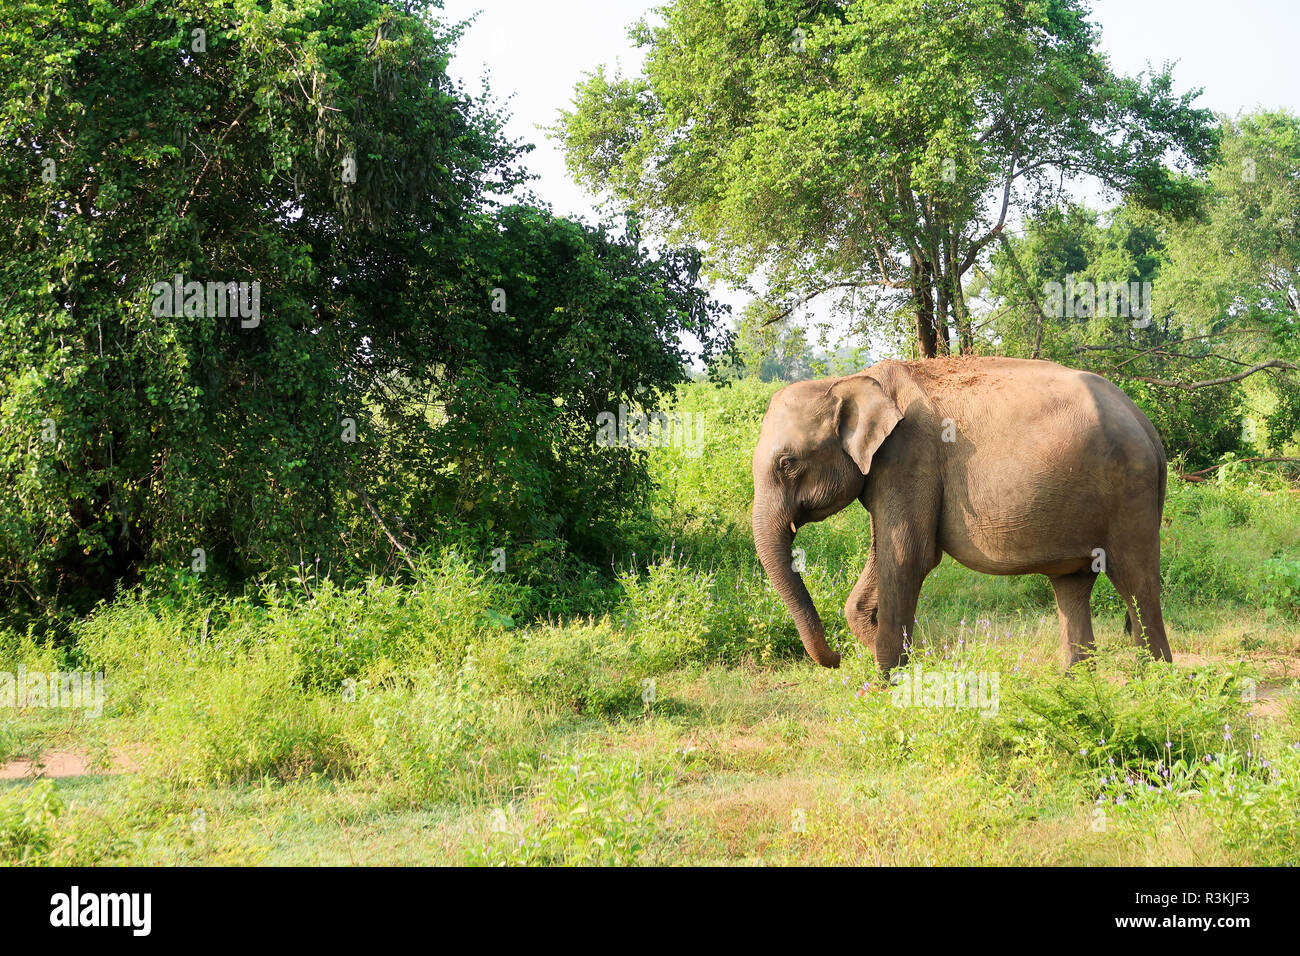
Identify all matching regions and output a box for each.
[752,504,841,668]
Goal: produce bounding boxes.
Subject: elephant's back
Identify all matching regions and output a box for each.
[888,357,1165,573]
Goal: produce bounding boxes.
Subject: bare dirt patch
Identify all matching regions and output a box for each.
[0,747,141,780]
[1176,652,1298,718]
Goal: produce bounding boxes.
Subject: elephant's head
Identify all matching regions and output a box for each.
[751,374,903,667]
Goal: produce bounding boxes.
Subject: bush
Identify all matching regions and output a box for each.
[140,640,357,788]
[617,559,714,668]
[265,552,520,690]
[1258,557,1300,615]
[994,646,1253,778]
[0,625,64,673]
[349,650,523,805]
[480,620,646,717]
[0,780,62,864]
[470,750,669,866]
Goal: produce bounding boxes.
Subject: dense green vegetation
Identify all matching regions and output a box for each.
[1,0,1298,867]
[2,377,1298,865]
[560,0,1217,358]
[0,0,728,628]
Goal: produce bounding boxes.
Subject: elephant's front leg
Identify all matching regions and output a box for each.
[844,544,879,652]
[871,527,939,674]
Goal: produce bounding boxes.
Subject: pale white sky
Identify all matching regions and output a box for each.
[438,0,1300,347]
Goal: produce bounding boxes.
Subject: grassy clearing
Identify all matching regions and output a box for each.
[2,381,1298,866]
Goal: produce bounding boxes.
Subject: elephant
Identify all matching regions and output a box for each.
[751,356,1173,671]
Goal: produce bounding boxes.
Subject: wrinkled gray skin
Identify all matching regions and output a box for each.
[751,357,1173,670]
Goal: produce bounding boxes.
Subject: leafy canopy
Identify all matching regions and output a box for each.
[559,0,1217,356]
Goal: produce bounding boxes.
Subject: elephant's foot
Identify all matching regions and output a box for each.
[871,624,911,675]
[1064,645,1095,669]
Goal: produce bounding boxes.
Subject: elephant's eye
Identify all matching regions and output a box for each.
[777,455,797,478]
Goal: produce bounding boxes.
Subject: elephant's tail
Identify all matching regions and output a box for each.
[1132,404,1168,517]
[1151,420,1168,517]
[1158,442,1168,516]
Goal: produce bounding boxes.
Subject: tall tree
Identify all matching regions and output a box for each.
[558,0,1218,358]
[0,0,727,623]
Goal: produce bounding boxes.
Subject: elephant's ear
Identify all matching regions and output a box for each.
[837,376,903,475]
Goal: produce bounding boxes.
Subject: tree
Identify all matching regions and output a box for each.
[0,0,728,624]
[1157,111,1300,449]
[557,0,1218,359]
[3,0,508,614]
[727,301,815,381]
[371,205,731,566]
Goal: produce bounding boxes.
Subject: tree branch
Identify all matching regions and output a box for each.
[350,483,418,573]
[761,279,910,327]
[1180,457,1300,480]
[1131,359,1298,390]
[959,151,1017,275]
[994,233,1049,358]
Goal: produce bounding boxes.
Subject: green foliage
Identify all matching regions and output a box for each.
[0,625,64,673]
[139,640,357,787]
[264,553,519,690]
[1259,558,1300,615]
[75,550,520,694]
[352,651,517,805]
[0,2,727,628]
[0,0,515,615]
[1160,111,1300,351]
[998,649,1251,776]
[472,750,669,866]
[1096,744,1300,865]
[1159,477,1300,607]
[725,301,816,382]
[479,620,646,717]
[560,0,1216,355]
[0,780,63,864]
[618,559,714,667]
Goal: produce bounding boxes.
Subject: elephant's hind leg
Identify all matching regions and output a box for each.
[844,544,879,652]
[1109,561,1173,663]
[1049,570,1098,668]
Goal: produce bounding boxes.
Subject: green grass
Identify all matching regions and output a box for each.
[2,379,1299,866]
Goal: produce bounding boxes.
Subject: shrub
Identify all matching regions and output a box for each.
[141,640,357,787]
[994,646,1253,778]
[702,569,805,664]
[350,650,519,804]
[617,559,714,668]
[0,780,62,864]
[1258,557,1300,615]
[479,620,645,717]
[265,552,519,690]
[470,750,669,866]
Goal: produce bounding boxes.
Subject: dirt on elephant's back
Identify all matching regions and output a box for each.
[903,356,998,391]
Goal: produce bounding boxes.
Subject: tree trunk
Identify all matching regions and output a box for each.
[945,234,975,355]
[910,254,938,358]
